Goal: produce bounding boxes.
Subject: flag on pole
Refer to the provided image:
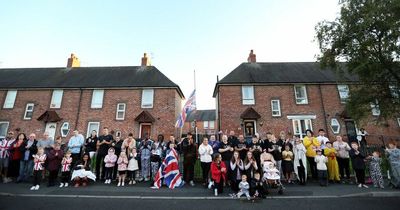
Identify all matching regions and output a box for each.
[175,89,196,128]
[153,148,183,189]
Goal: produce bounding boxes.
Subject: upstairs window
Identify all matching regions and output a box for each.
[50,89,63,108]
[24,103,34,120]
[337,85,349,103]
[116,103,126,120]
[294,85,308,104]
[3,90,17,109]
[141,89,154,108]
[271,99,281,117]
[242,86,255,105]
[91,90,104,108]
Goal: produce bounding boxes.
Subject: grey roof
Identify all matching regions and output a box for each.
[213,62,358,96]
[186,110,216,122]
[0,66,184,98]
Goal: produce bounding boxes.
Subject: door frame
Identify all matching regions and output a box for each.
[139,123,152,139]
[45,122,57,140]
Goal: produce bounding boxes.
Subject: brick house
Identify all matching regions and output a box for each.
[0,53,184,140]
[213,51,400,144]
[183,109,216,135]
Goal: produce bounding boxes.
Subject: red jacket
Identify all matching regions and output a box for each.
[211,161,227,183]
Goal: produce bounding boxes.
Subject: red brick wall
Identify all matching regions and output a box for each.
[0,88,182,140]
[217,84,400,144]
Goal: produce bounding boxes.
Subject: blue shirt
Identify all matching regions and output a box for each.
[68,134,84,154]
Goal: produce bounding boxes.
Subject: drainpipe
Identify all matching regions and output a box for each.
[74,88,83,130]
[318,84,329,139]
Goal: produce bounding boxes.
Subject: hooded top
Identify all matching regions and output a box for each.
[104,147,117,168]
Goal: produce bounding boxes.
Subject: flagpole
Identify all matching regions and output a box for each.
[194,70,198,144]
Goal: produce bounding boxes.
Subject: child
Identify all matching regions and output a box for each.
[117,151,129,186]
[350,142,368,188]
[236,174,251,200]
[368,151,384,188]
[47,143,64,187]
[251,172,267,199]
[104,147,117,184]
[263,161,280,183]
[127,147,139,185]
[315,149,328,186]
[60,150,72,187]
[281,145,294,183]
[324,141,340,183]
[30,147,46,190]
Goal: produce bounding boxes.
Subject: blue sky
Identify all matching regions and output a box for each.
[0,0,340,109]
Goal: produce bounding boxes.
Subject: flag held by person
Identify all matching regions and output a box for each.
[153,148,183,189]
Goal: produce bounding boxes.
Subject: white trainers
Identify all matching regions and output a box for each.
[358,184,362,188]
[30,186,36,190]
[132,180,136,185]
[190,181,195,186]
[214,189,218,196]
[117,182,121,187]
[59,183,64,188]
[34,185,40,190]
[208,181,214,189]
[122,182,125,187]
[64,183,69,187]
[104,180,108,184]
[362,184,369,188]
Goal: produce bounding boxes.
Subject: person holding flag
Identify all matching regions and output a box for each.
[152,146,184,189]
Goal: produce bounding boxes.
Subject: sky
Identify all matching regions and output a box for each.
[0,0,341,109]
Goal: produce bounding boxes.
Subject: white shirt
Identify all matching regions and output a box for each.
[317,135,329,149]
[198,144,213,163]
[315,155,327,170]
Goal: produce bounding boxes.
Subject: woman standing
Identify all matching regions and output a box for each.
[293,137,307,185]
[386,141,400,188]
[9,133,26,179]
[85,130,98,170]
[150,134,163,183]
[333,135,351,183]
[199,137,213,187]
[303,130,320,180]
[244,151,258,180]
[229,151,244,193]
[211,153,227,196]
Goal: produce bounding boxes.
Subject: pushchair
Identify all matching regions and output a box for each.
[262,160,284,195]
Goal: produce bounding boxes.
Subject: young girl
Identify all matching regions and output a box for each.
[210,153,227,196]
[60,150,72,187]
[244,151,258,180]
[350,142,368,188]
[104,147,117,184]
[367,151,384,188]
[30,147,46,190]
[230,151,244,193]
[281,145,294,183]
[324,141,340,183]
[236,174,251,200]
[315,149,328,186]
[199,137,213,187]
[127,147,139,185]
[117,151,129,186]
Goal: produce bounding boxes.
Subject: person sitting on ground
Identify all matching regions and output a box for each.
[250,172,267,199]
[71,153,96,187]
[235,174,251,200]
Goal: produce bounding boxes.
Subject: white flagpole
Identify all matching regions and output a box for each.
[194,69,198,144]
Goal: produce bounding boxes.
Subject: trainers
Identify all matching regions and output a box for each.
[117,182,121,187]
[362,184,369,188]
[34,185,40,190]
[208,181,214,189]
[132,180,136,185]
[30,186,36,190]
[59,183,64,188]
[214,189,218,196]
[358,184,362,188]
[104,180,108,184]
[190,181,195,186]
[122,182,125,187]
[64,183,69,187]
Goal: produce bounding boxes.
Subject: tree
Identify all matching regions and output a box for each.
[315,0,400,124]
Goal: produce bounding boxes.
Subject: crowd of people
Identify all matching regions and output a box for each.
[0,127,399,199]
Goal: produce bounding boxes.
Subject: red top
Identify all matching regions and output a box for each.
[10,140,23,160]
[211,161,227,183]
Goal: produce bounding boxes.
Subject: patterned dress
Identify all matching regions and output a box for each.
[386,148,400,188]
[368,156,384,188]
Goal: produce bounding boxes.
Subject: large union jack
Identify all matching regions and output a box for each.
[153,148,183,189]
[175,89,196,128]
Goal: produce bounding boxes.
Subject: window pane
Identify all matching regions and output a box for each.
[242,86,255,105]
[118,104,125,111]
[141,89,154,108]
[203,121,209,129]
[117,111,124,119]
[209,121,215,129]
[0,122,9,138]
[91,90,104,108]
[330,118,340,134]
[61,122,69,137]
[3,90,17,108]
[337,85,349,103]
[51,90,63,108]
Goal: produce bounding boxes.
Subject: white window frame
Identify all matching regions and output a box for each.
[371,100,380,116]
[242,86,255,105]
[397,118,400,127]
[3,90,17,109]
[337,85,349,103]
[0,121,10,139]
[60,122,70,137]
[141,89,154,108]
[86,122,100,138]
[294,85,308,104]
[50,89,63,108]
[287,115,315,139]
[203,121,209,129]
[91,89,104,109]
[24,103,34,120]
[209,121,215,129]
[330,118,341,134]
[271,99,281,117]
[116,103,126,120]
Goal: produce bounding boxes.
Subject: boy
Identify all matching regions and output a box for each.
[315,149,328,186]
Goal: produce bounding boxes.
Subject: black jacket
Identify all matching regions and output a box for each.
[19,139,38,160]
[349,149,365,170]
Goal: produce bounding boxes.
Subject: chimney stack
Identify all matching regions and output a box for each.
[247,50,256,63]
[141,53,151,67]
[67,53,80,68]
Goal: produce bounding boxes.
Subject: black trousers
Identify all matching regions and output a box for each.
[61,171,70,183]
[96,153,106,180]
[318,170,328,186]
[297,160,306,184]
[183,160,195,182]
[200,162,211,183]
[105,167,114,180]
[33,170,42,186]
[337,157,350,179]
[71,153,80,167]
[355,169,365,184]
[307,156,318,180]
[213,178,224,193]
[48,170,59,185]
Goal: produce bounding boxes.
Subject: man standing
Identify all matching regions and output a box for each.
[227,130,238,145]
[96,127,113,181]
[68,130,84,166]
[0,131,15,183]
[234,134,248,161]
[181,132,197,186]
[37,132,54,155]
[317,129,329,151]
[17,133,37,182]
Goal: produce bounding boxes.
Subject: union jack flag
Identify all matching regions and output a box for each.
[153,148,183,189]
[175,89,196,128]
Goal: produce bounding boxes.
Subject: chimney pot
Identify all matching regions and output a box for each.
[141,53,151,67]
[67,53,80,68]
[247,50,256,63]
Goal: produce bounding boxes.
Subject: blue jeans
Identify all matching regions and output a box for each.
[18,159,33,182]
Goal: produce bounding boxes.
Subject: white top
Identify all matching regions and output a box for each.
[333,141,351,158]
[198,144,213,163]
[317,135,329,149]
[315,155,328,170]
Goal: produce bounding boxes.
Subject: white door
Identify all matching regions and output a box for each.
[45,123,57,140]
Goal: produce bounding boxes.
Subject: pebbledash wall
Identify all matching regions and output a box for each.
[214,51,400,144]
[0,54,184,140]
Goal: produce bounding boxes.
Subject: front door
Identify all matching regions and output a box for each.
[243,120,256,143]
[345,120,357,143]
[140,124,151,139]
[45,122,57,140]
